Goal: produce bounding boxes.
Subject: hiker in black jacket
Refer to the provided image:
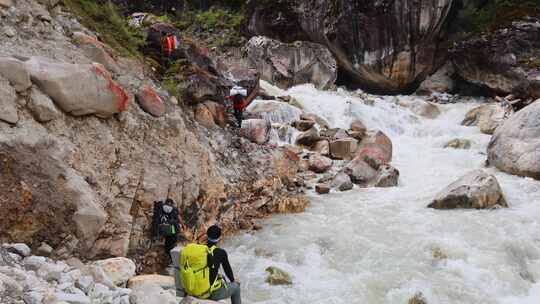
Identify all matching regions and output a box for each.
[152,199,181,261]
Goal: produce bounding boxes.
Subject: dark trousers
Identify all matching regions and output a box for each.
[234,109,243,127]
[164,235,177,262]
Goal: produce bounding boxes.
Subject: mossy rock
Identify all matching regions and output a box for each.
[265,266,292,285]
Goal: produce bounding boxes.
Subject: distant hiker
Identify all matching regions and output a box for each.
[227,85,248,127]
[152,199,180,261]
[179,225,241,304]
[161,32,179,63]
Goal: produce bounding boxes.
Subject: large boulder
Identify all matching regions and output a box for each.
[329,138,358,160]
[265,266,292,285]
[240,119,271,144]
[135,85,166,117]
[451,18,540,99]
[487,100,540,179]
[355,130,393,164]
[416,62,455,95]
[343,158,377,185]
[72,32,121,74]
[246,36,336,89]
[129,283,177,304]
[247,0,454,93]
[93,258,136,287]
[24,57,129,118]
[246,100,302,124]
[462,104,507,135]
[0,57,32,92]
[0,77,19,124]
[428,170,508,209]
[330,172,353,191]
[374,164,400,187]
[308,154,333,173]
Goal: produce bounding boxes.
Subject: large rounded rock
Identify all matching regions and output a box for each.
[462,104,507,135]
[240,119,271,144]
[398,98,440,119]
[24,57,129,118]
[202,101,226,128]
[308,154,332,173]
[246,36,336,90]
[416,62,455,95]
[0,57,31,92]
[331,172,353,191]
[374,164,400,187]
[135,85,165,117]
[355,130,393,164]
[488,100,540,179]
[247,100,302,124]
[343,158,377,185]
[93,258,136,287]
[247,0,454,93]
[428,170,508,209]
[72,32,121,74]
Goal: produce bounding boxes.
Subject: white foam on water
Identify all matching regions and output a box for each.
[224,83,540,304]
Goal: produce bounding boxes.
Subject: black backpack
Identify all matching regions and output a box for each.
[152,200,179,237]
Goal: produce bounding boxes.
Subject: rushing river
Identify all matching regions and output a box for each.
[224,84,540,304]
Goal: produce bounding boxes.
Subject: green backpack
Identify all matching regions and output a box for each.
[179,244,222,298]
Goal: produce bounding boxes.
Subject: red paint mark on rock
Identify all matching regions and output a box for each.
[93,63,129,112]
[136,85,166,117]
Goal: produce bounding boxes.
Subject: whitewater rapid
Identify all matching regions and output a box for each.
[225,84,540,304]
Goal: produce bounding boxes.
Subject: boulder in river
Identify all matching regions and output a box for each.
[296,128,320,146]
[265,266,293,285]
[329,138,358,160]
[240,119,271,144]
[308,154,333,173]
[444,139,471,149]
[355,130,393,165]
[374,164,400,187]
[300,113,330,129]
[428,170,508,209]
[487,100,540,180]
[416,62,455,95]
[247,100,302,124]
[331,172,353,191]
[462,104,508,135]
[246,36,337,90]
[315,184,330,194]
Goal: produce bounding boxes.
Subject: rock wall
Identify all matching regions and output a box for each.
[247,0,455,93]
[0,0,306,273]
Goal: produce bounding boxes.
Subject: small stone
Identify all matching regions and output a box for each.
[37,242,53,256]
[37,263,67,282]
[444,139,471,149]
[136,85,165,117]
[315,184,330,194]
[265,266,292,285]
[3,26,16,37]
[29,87,61,122]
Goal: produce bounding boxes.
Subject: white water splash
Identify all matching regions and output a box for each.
[224,83,540,304]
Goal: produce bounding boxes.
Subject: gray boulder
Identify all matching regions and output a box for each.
[330,172,353,192]
[240,119,271,144]
[0,77,19,124]
[2,243,31,257]
[417,62,455,94]
[246,36,336,90]
[28,87,61,122]
[462,104,507,135]
[93,257,136,287]
[428,170,508,209]
[374,164,400,187]
[24,57,129,118]
[488,100,540,179]
[0,57,32,92]
[246,100,302,124]
[265,266,292,285]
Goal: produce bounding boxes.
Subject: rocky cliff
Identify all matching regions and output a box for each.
[0,0,307,273]
[247,0,455,93]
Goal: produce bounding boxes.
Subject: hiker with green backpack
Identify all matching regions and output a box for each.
[180,225,241,304]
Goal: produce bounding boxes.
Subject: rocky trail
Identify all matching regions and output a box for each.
[0,0,539,303]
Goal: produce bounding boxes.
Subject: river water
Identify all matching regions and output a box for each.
[225,84,540,304]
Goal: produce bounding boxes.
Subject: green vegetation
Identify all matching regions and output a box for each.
[63,0,144,56]
[460,0,540,34]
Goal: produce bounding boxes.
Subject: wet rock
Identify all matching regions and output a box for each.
[180,296,220,304]
[343,158,377,185]
[265,266,292,285]
[247,100,302,124]
[462,104,507,135]
[37,242,53,256]
[321,128,349,141]
[72,32,121,74]
[296,128,320,146]
[2,243,31,257]
[240,119,271,144]
[247,0,454,93]
[410,100,440,119]
[202,101,226,128]
[300,113,330,129]
[374,164,400,187]
[408,292,427,304]
[488,100,540,179]
[93,257,136,287]
[331,172,353,192]
[0,77,19,124]
[127,275,175,290]
[428,170,508,209]
[136,85,165,117]
[308,154,332,173]
[25,57,129,118]
[292,119,315,131]
[444,139,471,149]
[315,184,330,194]
[355,130,393,164]
[246,36,336,89]
[311,140,330,155]
[129,283,177,304]
[417,62,455,95]
[350,120,367,133]
[28,87,61,122]
[329,138,358,160]
[0,57,32,92]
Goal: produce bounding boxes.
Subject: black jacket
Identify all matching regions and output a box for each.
[207,243,235,284]
[151,201,180,239]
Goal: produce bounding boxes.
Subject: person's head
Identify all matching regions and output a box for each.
[207,225,222,244]
[165,198,174,205]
